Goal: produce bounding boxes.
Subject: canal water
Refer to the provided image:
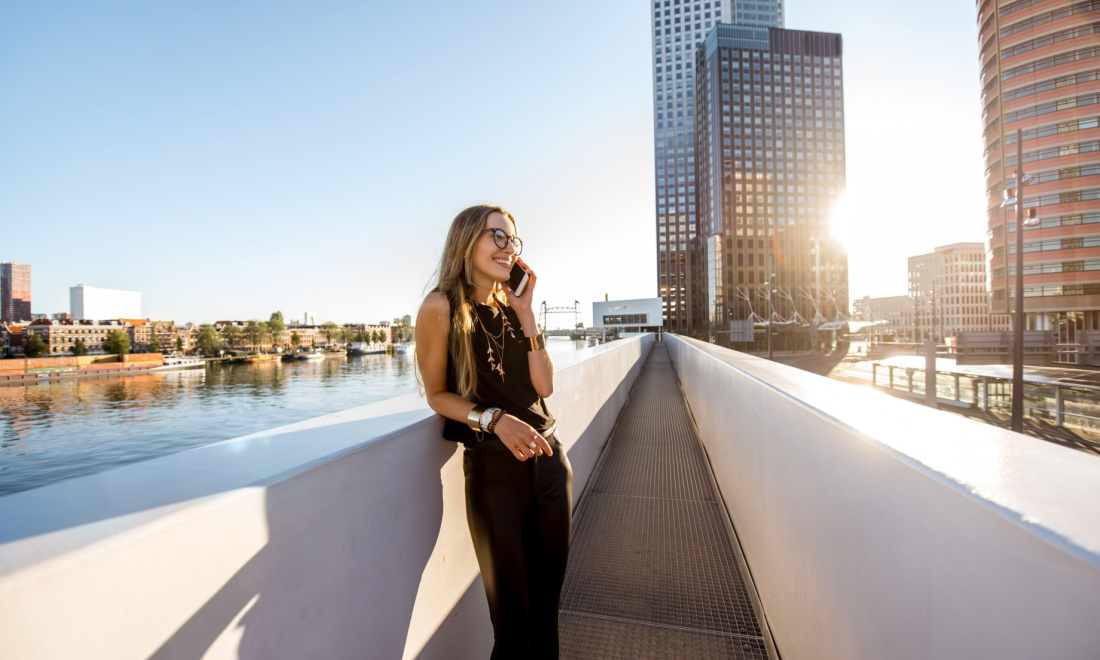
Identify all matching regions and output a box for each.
[0,339,589,497]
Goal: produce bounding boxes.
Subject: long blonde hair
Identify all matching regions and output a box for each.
[430,204,515,401]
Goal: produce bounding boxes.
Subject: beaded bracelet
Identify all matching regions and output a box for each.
[486,408,506,433]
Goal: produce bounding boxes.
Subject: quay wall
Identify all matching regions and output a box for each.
[0,334,654,660]
[0,353,164,382]
[666,334,1100,660]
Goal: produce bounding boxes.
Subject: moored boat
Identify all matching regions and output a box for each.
[150,356,205,371]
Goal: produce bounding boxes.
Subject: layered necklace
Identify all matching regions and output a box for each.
[475,301,515,379]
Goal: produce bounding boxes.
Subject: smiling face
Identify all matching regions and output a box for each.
[469,211,518,287]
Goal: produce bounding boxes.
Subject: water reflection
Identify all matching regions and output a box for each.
[0,353,419,496]
[0,339,586,496]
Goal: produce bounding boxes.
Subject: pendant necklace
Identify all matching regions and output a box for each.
[475,303,513,379]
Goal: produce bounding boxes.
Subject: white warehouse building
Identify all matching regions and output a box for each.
[70,284,142,321]
[593,297,664,333]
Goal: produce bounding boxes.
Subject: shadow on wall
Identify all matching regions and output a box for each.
[146,418,458,660]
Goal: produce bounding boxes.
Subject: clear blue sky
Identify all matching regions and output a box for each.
[1,1,984,327]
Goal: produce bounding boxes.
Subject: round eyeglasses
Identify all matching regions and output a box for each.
[480,228,523,255]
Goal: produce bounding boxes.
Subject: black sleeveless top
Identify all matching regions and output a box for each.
[442,300,555,446]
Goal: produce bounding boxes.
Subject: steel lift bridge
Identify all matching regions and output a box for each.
[540,301,586,338]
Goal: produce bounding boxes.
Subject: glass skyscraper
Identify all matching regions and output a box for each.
[1,263,31,323]
[650,0,783,334]
[693,24,848,348]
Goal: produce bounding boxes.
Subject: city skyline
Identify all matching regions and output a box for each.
[2,0,987,326]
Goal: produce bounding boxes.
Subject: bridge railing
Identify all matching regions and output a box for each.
[0,335,655,660]
[667,334,1100,660]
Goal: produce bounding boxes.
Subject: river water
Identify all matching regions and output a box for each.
[0,338,589,497]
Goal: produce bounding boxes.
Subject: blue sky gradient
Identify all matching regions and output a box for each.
[2,1,984,326]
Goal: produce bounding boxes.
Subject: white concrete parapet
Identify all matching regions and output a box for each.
[666,334,1100,660]
[0,334,654,660]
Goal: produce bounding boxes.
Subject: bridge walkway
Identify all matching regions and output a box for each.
[559,342,772,659]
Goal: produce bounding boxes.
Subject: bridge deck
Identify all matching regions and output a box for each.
[559,342,770,659]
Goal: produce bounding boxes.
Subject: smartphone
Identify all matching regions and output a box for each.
[509,262,530,298]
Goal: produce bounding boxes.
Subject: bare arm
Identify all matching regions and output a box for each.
[515,308,554,398]
[506,257,554,398]
[415,292,478,424]
[415,292,553,460]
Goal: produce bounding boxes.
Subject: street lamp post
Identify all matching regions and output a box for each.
[764,272,776,360]
[1004,127,1038,433]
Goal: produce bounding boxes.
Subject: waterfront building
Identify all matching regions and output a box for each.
[852,295,915,342]
[1,263,32,323]
[978,0,1100,360]
[0,323,25,357]
[592,297,665,333]
[692,23,849,348]
[70,285,141,321]
[909,242,1010,342]
[25,318,127,356]
[343,323,391,344]
[133,320,196,354]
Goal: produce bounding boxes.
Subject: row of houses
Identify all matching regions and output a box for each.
[1,319,409,358]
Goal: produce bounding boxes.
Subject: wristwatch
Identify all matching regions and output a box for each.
[480,407,501,431]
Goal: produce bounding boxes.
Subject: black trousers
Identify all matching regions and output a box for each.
[463,432,573,660]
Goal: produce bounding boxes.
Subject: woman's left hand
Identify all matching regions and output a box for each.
[505,257,537,315]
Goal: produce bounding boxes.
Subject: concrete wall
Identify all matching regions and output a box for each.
[665,334,1100,660]
[0,334,653,660]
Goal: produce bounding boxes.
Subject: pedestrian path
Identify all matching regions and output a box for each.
[558,342,770,659]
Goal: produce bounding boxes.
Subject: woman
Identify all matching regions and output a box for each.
[415,204,573,660]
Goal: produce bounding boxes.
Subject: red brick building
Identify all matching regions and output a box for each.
[978,0,1100,362]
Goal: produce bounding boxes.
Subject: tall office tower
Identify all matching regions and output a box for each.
[909,243,1010,341]
[732,0,784,27]
[978,0,1100,362]
[1,263,32,323]
[652,1,784,334]
[693,24,848,348]
[70,284,142,320]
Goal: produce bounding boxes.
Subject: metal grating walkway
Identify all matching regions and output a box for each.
[559,342,769,659]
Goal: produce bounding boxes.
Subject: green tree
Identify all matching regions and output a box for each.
[265,320,285,349]
[392,317,412,343]
[70,338,88,356]
[103,330,131,356]
[268,313,286,348]
[24,334,48,358]
[291,331,301,348]
[221,325,241,349]
[244,320,264,352]
[197,324,219,355]
[319,321,339,346]
[148,333,162,353]
[176,336,184,353]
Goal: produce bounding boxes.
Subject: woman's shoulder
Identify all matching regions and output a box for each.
[421,290,451,313]
[417,291,452,329]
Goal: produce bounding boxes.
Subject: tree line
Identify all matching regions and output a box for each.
[19,312,408,359]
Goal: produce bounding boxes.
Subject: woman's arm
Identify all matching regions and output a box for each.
[415,291,553,460]
[415,292,477,423]
[507,258,554,398]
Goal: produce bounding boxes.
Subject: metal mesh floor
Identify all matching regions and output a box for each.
[559,343,768,659]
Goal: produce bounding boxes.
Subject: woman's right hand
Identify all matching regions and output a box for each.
[493,414,553,461]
